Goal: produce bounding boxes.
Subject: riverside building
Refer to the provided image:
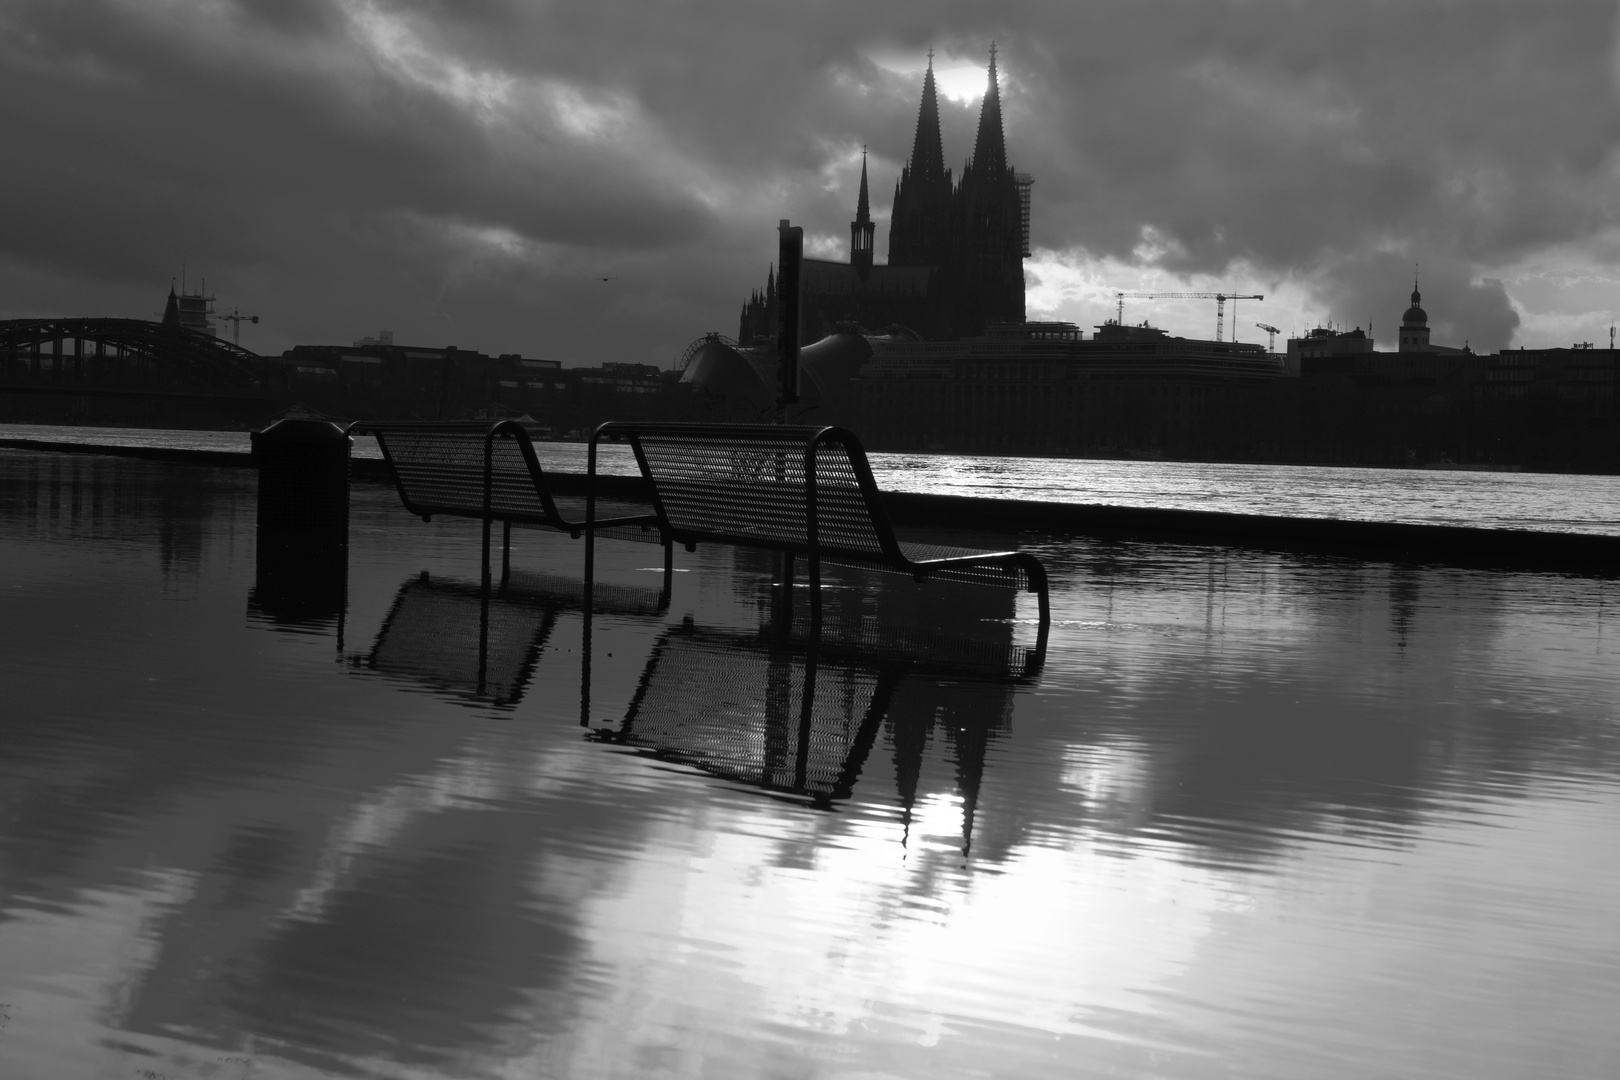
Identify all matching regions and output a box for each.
[851,320,1280,456]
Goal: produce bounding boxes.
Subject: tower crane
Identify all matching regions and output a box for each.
[1115,291,1264,342]
[217,306,259,347]
[1255,322,1281,353]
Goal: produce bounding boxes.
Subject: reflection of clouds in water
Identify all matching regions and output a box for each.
[284,736,603,923]
[0,872,197,1079]
[1060,740,1155,831]
[549,801,1246,1077]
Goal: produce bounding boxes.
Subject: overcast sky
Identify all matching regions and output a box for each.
[3,0,1619,363]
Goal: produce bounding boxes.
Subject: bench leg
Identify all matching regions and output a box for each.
[583,526,595,609]
[772,551,794,636]
[792,638,818,793]
[662,536,674,601]
[808,552,822,629]
[579,594,593,727]
[476,581,491,698]
[480,515,492,590]
[1023,554,1051,627]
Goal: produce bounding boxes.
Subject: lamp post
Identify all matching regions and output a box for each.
[776,219,803,423]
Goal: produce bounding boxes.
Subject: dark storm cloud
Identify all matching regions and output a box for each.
[0,0,1615,359]
[987,2,1620,350]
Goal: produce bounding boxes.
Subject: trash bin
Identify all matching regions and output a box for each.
[251,417,351,534]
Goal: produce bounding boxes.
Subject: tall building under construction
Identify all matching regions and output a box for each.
[738,47,1031,344]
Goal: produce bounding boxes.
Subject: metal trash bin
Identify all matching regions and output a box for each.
[251,417,351,534]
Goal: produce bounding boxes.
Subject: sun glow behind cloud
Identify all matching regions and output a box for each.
[933,63,991,104]
[864,49,991,105]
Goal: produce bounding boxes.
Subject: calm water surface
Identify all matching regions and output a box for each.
[2,448,1619,1079]
[4,422,1618,534]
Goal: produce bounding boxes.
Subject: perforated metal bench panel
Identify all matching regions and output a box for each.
[361,420,661,538]
[624,426,887,555]
[591,422,1049,613]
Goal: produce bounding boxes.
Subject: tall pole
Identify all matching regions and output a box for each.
[776,219,803,423]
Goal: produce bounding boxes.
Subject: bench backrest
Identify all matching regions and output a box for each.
[595,422,900,560]
[360,421,562,524]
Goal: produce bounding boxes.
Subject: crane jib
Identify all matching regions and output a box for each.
[1114,291,1265,342]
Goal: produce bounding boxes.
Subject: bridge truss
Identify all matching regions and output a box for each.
[0,318,284,393]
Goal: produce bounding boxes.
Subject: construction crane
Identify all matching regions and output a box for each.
[1255,322,1281,353]
[217,306,259,347]
[1115,291,1264,342]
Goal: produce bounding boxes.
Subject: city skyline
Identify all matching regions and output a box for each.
[3,2,1619,361]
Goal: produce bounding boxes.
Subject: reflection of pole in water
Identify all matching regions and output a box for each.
[1390,564,1421,650]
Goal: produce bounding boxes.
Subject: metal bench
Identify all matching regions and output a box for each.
[353,419,670,585]
[585,421,1049,622]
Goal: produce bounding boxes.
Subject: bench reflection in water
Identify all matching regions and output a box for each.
[362,569,667,707]
[591,583,1045,831]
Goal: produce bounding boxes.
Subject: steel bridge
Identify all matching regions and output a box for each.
[0,318,285,395]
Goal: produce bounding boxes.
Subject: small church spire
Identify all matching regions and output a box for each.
[856,146,870,221]
[850,147,875,276]
[160,286,181,332]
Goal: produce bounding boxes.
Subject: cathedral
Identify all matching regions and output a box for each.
[738,47,1031,345]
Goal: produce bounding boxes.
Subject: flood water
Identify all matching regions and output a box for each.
[2,447,1619,1079]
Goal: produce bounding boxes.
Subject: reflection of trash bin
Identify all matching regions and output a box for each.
[251,417,352,534]
[249,417,351,638]
[249,538,348,632]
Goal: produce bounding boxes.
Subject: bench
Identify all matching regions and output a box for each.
[353,420,670,586]
[585,421,1049,623]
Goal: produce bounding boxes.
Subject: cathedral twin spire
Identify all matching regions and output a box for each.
[886,46,1015,271]
[742,46,1023,343]
[903,51,948,192]
[965,43,1008,180]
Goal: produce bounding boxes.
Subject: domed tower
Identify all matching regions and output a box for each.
[1399,271,1430,352]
